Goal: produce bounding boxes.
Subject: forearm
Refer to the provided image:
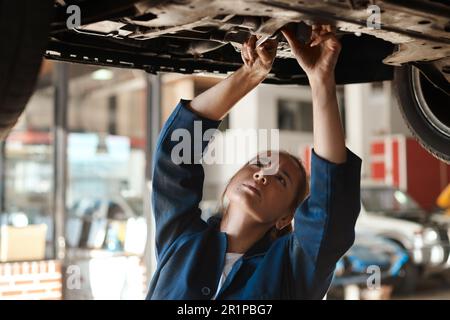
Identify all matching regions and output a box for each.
[153,101,222,257]
[188,66,265,121]
[310,77,347,164]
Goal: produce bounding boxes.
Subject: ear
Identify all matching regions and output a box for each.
[275,213,294,230]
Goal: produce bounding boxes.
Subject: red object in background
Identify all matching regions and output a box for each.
[6,130,52,145]
[302,146,312,176]
[370,136,450,212]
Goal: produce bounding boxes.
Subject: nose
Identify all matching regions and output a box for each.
[253,171,267,185]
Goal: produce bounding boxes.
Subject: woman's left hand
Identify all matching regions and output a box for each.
[241,35,278,78]
[281,24,341,83]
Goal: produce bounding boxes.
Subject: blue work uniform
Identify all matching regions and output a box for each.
[146,100,362,300]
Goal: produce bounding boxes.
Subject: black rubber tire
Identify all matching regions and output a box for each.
[0,0,53,140]
[394,65,450,164]
[393,262,420,296]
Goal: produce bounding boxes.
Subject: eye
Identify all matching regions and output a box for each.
[252,159,268,168]
[276,175,286,186]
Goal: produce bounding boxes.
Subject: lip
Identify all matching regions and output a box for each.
[242,183,261,198]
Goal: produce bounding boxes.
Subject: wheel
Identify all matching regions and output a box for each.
[394,64,450,163]
[0,0,53,140]
[394,262,420,295]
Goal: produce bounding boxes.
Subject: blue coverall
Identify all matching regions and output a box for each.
[146,100,362,300]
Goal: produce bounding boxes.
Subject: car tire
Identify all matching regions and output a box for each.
[394,262,420,295]
[394,64,450,164]
[0,0,53,140]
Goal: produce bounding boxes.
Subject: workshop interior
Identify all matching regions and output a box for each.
[0,0,449,300]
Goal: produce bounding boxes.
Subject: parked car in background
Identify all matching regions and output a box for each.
[64,196,147,300]
[329,234,409,299]
[430,211,450,231]
[66,196,147,255]
[356,182,450,293]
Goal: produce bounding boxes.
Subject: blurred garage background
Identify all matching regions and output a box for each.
[0,60,449,300]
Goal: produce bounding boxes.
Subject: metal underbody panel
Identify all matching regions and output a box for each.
[46,0,450,84]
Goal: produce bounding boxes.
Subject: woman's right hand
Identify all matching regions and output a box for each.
[241,35,278,78]
[188,35,278,121]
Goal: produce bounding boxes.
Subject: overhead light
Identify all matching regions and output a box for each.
[91,69,114,81]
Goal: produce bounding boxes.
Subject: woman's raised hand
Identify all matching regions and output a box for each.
[241,35,278,78]
[281,24,341,83]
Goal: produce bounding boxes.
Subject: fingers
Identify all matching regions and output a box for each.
[259,38,278,52]
[241,32,279,71]
[310,32,334,47]
[241,42,249,64]
[248,36,259,61]
[281,28,301,51]
[312,24,332,33]
[248,35,257,49]
[256,40,277,63]
[309,24,338,47]
[244,43,253,62]
[241,46,249,65]
[243,35,278,64]
[256,43,274,63]
[241,36,258,65]
[257,47,270,64]
[310,24,335,39]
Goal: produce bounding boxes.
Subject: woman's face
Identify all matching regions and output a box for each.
[225,151,303,227]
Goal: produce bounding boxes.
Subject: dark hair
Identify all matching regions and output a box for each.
[218,150,310,240]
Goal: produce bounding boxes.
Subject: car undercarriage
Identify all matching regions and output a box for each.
[47,0,449,84]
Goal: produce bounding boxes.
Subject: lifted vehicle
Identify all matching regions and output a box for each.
[1,0,449,161]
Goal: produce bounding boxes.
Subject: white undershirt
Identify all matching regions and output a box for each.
[212,252,243,300]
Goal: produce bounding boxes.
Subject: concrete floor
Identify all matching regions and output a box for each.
[395,274,450,300]
[328,272,450,300]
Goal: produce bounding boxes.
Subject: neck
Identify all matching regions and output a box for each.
[219,202,270,254]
